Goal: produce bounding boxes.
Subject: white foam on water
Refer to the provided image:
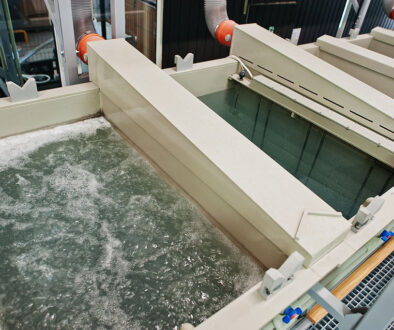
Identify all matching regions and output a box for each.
[0,117,263,329]
[72,269,131,330]
[0,294,5,326]
[46,163,102,222]
[0,117,110,170]
[101,221,122,269]
[0,187,32,218]
[15,248,54,281]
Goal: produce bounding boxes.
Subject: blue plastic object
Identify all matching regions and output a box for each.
[295,307,302,315]
[282,306,303,324]
[282,315,291,324]
[380,230,393,242]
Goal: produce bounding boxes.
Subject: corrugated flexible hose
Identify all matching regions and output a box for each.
[71,0,104,64]
[71,0,96,44]
[382,0,394,19]
[204,0,229,38]
[204,0,237,46]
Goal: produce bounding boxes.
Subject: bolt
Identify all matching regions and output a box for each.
[83,53,88,62]
[225,34,231,42]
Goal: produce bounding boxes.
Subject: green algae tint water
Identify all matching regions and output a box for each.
[0,118,261,329]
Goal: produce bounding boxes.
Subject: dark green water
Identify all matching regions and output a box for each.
[0,118,261,329]
[199,85,393,219]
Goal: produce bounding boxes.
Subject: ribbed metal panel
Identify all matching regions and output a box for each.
[245,0,300,39]
[360,0,394,33]
[295,0,346,44]
[162,0,394,68]
[343,0,394,36]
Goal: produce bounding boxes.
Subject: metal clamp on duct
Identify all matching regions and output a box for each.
[71,0,105,64]
[351,196,385,232]
[204,0,238,46]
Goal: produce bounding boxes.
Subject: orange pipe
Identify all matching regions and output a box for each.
[77,33,105,64]
[216,20,237,46]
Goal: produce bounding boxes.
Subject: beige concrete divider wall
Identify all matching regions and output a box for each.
[313,28,394,60]
[167,58,394,168]
[196,187,394,329]
[0,83,101,139]
[316,35,394,98]
[301,29,394,98]
[230,24,394,140]
[345,32,394,59]
[164,57,239,97]
[369,27,394,58]
[88,39,351,268]
[317,50,393,98]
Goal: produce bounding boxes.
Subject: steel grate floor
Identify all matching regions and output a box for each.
[310,251,394,330]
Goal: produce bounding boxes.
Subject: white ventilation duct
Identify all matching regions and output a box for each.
[382,0,394,19]
[204,0,237,46]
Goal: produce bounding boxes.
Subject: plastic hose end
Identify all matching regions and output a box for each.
[77,33,105,64]
[216,20,237,47]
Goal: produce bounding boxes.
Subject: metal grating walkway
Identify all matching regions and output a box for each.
[311,251,394,330]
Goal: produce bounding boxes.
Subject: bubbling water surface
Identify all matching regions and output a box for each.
[0,117,261,329]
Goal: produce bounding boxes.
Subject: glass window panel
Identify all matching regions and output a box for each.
[125,0,157,62]
[0,0,61,94]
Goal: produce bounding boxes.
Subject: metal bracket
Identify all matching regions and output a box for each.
[352,196,384,232]
[174,53,194,72]
[308,283,363,329]
[260,251,305,299]
[6,78,38,102]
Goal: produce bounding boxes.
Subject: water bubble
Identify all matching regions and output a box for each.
[0,117,262,329]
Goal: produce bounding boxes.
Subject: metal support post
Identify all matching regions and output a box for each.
[44,0,80,86]
[353,0,372,35]
[111,0,125,39]
[337,0,352,38]
[350,0,360,12]
[0,1,21,85]
[1,0,23,84]
[336,0,359,38]
[156,0,164,67]
[100,0,107,39]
